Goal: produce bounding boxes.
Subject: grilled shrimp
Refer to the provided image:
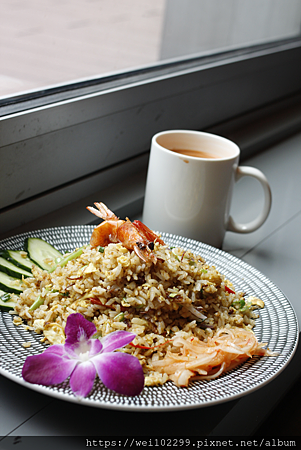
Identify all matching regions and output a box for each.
[87,202,165,264]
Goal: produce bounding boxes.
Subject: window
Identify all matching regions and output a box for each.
[1,1,301,237]
[1,0,301,100]
[1,0,166,98]
[161,0,301,59]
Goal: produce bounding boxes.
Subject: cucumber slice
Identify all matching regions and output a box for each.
[0,272,24,294]
[0,249,35,272]
[0,300,16,311]
[25,237,63,271]
[0,289,17,311]
[0,256,32,279]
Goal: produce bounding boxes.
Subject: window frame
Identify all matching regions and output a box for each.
[1,38,301,236]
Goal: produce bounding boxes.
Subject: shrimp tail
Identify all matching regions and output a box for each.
[87,203,123,247]
[86,206,105,220]
[87,202,119,221]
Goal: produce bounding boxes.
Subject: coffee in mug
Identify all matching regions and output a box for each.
[170,149,220,158]
[142,130,272,248]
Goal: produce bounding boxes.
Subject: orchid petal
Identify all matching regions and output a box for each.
[69,361,96,397]
[93,352,144,396]
[63,343,79,359]
[88,338,103,356]
[101,331,136,353]
[22,353,77,386]
[43,344,65,356]
[65,313,96,345]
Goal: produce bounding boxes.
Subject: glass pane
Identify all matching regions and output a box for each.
[0,0,166,97]
[1,0,301,99]
[161,0,301,59]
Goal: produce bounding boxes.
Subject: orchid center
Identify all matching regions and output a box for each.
[78,350,91,362]
[73,329,92,356]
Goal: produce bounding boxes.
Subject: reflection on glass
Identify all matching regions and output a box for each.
[1,0,301,98]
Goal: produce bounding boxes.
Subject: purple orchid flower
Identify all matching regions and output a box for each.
[22,313,144,397]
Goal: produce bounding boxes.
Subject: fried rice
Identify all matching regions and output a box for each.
[13,242,266,387]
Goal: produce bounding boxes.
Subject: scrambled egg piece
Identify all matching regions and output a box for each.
[43,323,65,344]
[248,296,265,308]
[33,319,45,333]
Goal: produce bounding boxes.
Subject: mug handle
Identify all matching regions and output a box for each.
[227,166,272,233]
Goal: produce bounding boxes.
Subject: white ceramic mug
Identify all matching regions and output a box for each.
[142,130,272,248]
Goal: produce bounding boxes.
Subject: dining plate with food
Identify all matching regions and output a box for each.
[0,203,298,411]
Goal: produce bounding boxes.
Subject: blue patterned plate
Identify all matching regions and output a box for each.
[0,226,299,411]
